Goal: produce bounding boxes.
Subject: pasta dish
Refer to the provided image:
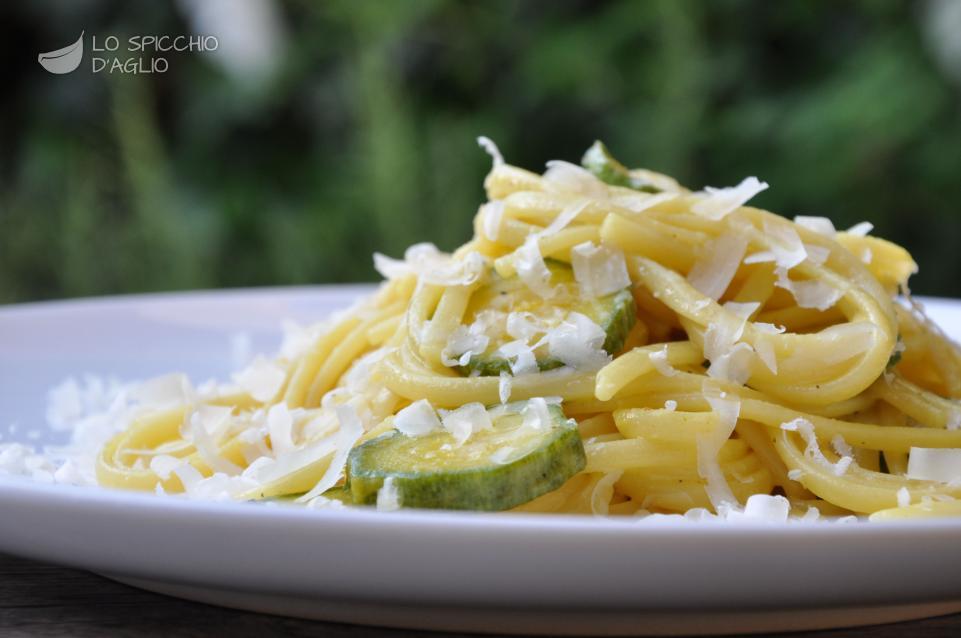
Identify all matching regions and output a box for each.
[83,140,961,521]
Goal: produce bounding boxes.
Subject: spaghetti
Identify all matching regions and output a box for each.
[94,139,961,521]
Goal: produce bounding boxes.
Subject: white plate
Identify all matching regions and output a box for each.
[2,287,961,636]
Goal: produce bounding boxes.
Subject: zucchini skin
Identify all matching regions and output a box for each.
[459,265,637,377]
[347,405,586,511]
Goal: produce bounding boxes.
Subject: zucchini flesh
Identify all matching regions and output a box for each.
[459,261,636,376]
[347,401,586,510]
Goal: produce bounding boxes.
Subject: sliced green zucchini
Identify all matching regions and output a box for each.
[321,485,354,505]
[581,140,662,193]
[347,400,585,510]
[459,261,636,376]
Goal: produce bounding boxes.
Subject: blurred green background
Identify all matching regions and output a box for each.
[3,0,961,303]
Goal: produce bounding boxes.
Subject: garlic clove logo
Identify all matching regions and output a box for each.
[38,32,84,74]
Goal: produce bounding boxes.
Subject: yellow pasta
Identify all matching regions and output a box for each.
[94,139,961,521]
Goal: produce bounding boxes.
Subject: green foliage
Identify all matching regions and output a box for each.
[2,0,960,303]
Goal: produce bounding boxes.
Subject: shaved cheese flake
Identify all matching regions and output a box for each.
[590,471,623,516]
[763,219,807,270]
[723,301,761,320]
[741,494,791,523]
[571,241,631,298]
[708,342,755,385]
[743,251,775,265]
[794,216,836,236]
[664,400,678,412]
[521,397,553,431]
[907,448,961,483]
[611,191,677,214]
[832,434,854,459]
[818,323,876,365]
[232,357,285,403]
[846,222,874,237]
[697,439,737,510]
[131,373,195,408]
[477,136,504,167]
[298,405,364,503]
[698,384,741,510]
[441,324,490,368]
[540,200,588,238]
[546,312,611,370]
[394,399,442,437]
[947,410,961,431]
[172,463,205,492]
[441,402,492,446]
[692,176,769,220]
[490,446,516,465]
[514,236,555,299]
[376,476,402,511]
[754,338,778,374]
[687,233,749,300]
[861,247,873,265]
[374,243,485,287]
[480,201,505,241]
[781,418,852,476]
[754,322,786,335]
[543,160,607,197]
[498,372,512,404]
[897,487,911,508]
[188,411,242,475]
[149,454,183,481]
[496,339,539,376]
[774,268,842,311]
[649,346,679,377]
[267,403,295,456]
[804,244,831,265]
[506,311,549,342]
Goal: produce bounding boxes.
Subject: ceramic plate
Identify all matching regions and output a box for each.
[2,287,961,636]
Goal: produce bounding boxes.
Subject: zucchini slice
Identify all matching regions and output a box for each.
[581,140,662,193]
[459,261,636,376]
[347,400,586,510]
